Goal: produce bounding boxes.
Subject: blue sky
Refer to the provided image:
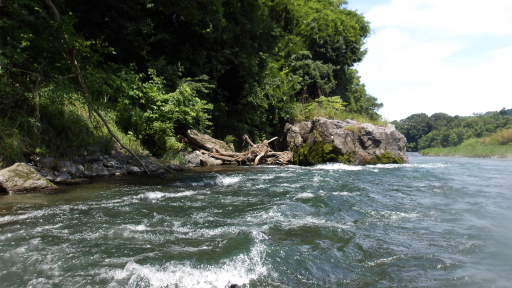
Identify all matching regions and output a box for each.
[346,0,512,121]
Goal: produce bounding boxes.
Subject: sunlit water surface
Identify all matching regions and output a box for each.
[1,153,512,287]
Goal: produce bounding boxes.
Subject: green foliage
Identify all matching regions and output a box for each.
[392,113,432,151]
[289,51,336,102]
[395,110,512,153]
[0,118,25,164]
[290,96,346,122]
[338,69,383,120]
[494,128,512,145]
[293,142,354,166]
[112,70,213,155]
[343,125,362,135]
[160,150,190,166]
[223,135,237,144]
[1,0,380,164]
[420,144,512,158]
[369,151,404,165]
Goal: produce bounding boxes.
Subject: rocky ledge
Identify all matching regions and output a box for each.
[0,154,183,194]
[284,117,408,165]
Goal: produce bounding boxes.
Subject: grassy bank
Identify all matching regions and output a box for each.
[420,145,512,158]
[420,128,512,158]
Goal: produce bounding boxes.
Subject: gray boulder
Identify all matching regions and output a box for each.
[186,130,234,153]
[185,151,223,167]
[0,163,56,193]
[85,162,109,177]
[285,117,408,165]
[58,161,85,178]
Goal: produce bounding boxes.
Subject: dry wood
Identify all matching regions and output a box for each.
[205,135,292,166]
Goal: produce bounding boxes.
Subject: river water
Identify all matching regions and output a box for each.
[1,153,511,287]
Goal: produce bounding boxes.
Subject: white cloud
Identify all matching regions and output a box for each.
[355,0,512,121]
[358,28,463,82]
[367,0,512,35]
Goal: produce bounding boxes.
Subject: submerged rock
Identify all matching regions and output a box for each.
[0,163,56,193]
[285,117,408,165]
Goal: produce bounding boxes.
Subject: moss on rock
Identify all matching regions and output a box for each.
[293,143,354,166]
[369,151,404,165]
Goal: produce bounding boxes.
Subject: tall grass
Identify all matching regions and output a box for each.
[288,97,387,126]
[0,91,147,167]
[420,128,512,158]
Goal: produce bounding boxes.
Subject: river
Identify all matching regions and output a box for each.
[1,153,511,287]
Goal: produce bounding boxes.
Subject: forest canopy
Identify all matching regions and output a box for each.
[0,0,380,164]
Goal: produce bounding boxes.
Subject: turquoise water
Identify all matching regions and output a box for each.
[1,153,512,287]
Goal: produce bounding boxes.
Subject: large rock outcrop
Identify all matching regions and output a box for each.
[285,117,408,165]
[186,130,234,153]
[0,163,56,193]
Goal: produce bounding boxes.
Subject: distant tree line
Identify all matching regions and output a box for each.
[392,108,512,151]
[0,0,381,163]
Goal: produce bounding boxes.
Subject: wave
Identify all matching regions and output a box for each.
[135,190,198,201]
[294,192,316,199]
[215,175,242,186]
[103,230,269,288]
[313,163,363,170]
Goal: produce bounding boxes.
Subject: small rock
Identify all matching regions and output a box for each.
[127,166,143,175]
[55,172,71,182]
[167,164,186,171]
[39,157,57,169]
[58,161,85,178]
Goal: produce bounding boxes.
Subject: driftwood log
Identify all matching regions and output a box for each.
[208,135,293,165]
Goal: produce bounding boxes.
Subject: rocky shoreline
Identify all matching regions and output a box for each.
[1,118,408,194]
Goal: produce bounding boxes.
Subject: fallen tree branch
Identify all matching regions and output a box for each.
[91,107,150,174]
[204,135,292,166]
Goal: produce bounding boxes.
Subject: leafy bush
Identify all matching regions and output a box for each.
[494,128,512,145]
[289,96,346,122]
[112,70,213,154]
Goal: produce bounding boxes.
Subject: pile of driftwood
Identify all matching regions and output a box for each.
[208,135,293,165]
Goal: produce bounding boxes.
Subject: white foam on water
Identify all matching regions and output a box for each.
[387,211,419,220]
[123,224,150,231]
[375,163,451,169]
[332,191,359,196]
[255,174,275,180]
[366,255,403,267]
[0,209,46,224]
[177,226,241,240]
[135,191,198,202]
[294,192,316,200]
[247,207,350,230]
[168,191,198,198]
[216,175,242,186]
[366,209,420,220]
[314,163,363,170]
[104,231,268,288]
[136,191,167,200]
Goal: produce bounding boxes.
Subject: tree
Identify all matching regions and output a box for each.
[396,113,432,151]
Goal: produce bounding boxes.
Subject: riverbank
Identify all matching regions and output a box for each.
[420,143,512,158]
